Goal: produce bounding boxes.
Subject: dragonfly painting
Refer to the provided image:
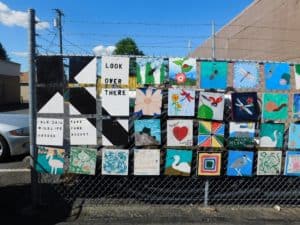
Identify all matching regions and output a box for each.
[233,62,259,89]
[231,92,259,121]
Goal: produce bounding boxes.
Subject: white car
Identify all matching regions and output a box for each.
[0,114,29,161]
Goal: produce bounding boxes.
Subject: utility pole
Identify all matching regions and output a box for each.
[211,20,216,60]
[54,9,64,55]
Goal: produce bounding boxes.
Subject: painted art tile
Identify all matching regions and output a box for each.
[231,92,259,121]
[36,146,64,175]
[293,93,300,119]
[197,92,225,121]
[134,149,160,175]
[198,153,221,176]
[36,118,64,146]
[169,58,197,86]
[228,122,255,148]
[233,62,259,89]
[226,150,254,176]
[134,88,162,116]
[102,119,128,146]
[198,121,225,148]
[136,57,167,85]
[167,120,193,146]
[101,149,129,175]
[262,93,288,121]
[257,151,282,176]
[295,65,300,90]
[259,123,284,148]
[101,88,129,116]
[288,123,300,149]
[164,149,192,176]
[168,88,195,117]
[264,63,290,90]
[200,61,228,89]
[284,151,300,176]
[134,119,161,146]
[69,147,97,175]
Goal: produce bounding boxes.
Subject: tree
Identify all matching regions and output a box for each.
[0,42,9,61]
[114,38,144,56]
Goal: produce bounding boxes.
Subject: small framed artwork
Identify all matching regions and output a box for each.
[226,150,254,176]
[167,120,193,146]
[69,147,97,175]
[168,88,195,117]
[233,62,259,89]
[101,149,129,176]
[200,61,228,89]
[198,153,221,176]
[169,58,197,86]
[198,121,225,148]
[231,92,259,121]
[197,92,225,121]
[228,122,255,148]
[288,123,300,149]
[134,119,161,146]
[257,151,282,176]
[262,93,288,121]
[259,123,284,148]
[264,63,290,90]
[134,149,160,175]
[284,151,300,176]
[293,93,300,119]
[164,149,193,176]
[134,88,162,116]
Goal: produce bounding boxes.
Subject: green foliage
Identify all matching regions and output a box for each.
[182,65,193,73]
[0,42,9,61]
[114,38,144,56]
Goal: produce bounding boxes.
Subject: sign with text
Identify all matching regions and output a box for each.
[70,118,97,145]
[36,118,64,146]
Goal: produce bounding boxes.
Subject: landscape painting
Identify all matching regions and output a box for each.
[134,119,161,146]
[228,122,255,148]
[169,57,197,86]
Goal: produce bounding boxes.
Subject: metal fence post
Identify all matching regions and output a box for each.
[28,8,39,208]
[204,180,209,207]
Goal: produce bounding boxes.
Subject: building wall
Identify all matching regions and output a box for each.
[0,75,20,105]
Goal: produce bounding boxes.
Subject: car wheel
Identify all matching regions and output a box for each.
[0,136,10,162]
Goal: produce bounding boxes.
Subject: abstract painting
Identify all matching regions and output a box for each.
[134,88,162,116]
[36,146,64,175]
[288,123,300,149]
[69,87,96,115]
[198,121,225,148]
[293,94,300,119]
[284,151,300,176]
[101,149,129,175]
[165,149,192,176]
[169,57,197,86]
[136,57,167,85]
[200,61,228,89]
[198,153,221,176]
[262,93,288,121]
[101,88,129,116]
[264,63,290,90]
[231,92,259,121]
[69,147,97,175]
[228,122,255,148]
[295,64,300,90]
[134,149,160,175]
[226,150,254,176]
[167,120,193,146]
[134,119,161,146]
[233,62,259,89]
[168,88,195,116]
[197,92,225,121]
[259,123,284,148]
[257,151,282,176]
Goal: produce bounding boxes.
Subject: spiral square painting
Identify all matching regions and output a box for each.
[168,88,195,117]
[198,153,221,176]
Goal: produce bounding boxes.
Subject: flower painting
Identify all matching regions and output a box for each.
[200,61,228,89]
[101,149,129,175]
[134,88,162,116]
[226,150,254,176]
[136,57,167,85]
[257,151,282,176]
[259,123,284,148]
[233,62,259,89]
[168,88,195,116]
[284,151,300,176]
[231,92,259,121]
[134,119,161,146]
[262,93,288,121]
[198,121,225,148]
[164,149,192,176]
[264,63,290,90]
[293,94,300,119]
[197,92,225,121]
[167,120,193,146]
[228,122,255,148]
[288,123,300,149]
[69,147,97,175]
[169,58,197,86]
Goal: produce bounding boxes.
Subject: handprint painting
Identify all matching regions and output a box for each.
[101,149,129,175]
[169,58,197,86]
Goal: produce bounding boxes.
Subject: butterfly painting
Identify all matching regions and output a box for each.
[200,61,228,89]
[231,92,259,121]
[167,120,193,146]
[233,62,259,89]
[264,63,290,90]
[197,92,225,121]
[262,93,288,121]
[168,88,195,116]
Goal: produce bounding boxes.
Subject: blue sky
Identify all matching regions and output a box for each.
[0,0,253,71]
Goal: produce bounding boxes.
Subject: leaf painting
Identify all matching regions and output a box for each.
[200,61,228,89]
[233,62,259,89]
[198,121,225,148]
[284,151,300,176]
[134,119,161,146]
[262,93,288,121]
[136,57,167,85]
[167,120,193,146]
[293,93,300,119]
[226,150,254,176]
[168,88,195,116]
[69,147,97,175]
[164,149,192,176]
[288,123,300,149]
[36,146,64,175]
[259,123,284,148]
[257,151,282,176]
[197,92,225,121]
[169,57,197,86]
[228,122,255,148]
[134,88,162,116]
[198,153,221,176]
[231,92,259,121]
[101,149,129,175]
[264,63,290,90]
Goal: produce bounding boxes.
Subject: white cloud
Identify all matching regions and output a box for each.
[92,45,116,56]
[11,51,28,57]
[0,1,49,30]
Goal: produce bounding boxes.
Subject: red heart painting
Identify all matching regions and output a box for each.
[173,126,188,141]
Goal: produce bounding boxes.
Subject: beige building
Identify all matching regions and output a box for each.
[190,0,300,63]
[20,72,29,103]
[0,60,21,105]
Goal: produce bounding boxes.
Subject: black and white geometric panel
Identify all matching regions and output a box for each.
[102,119,129,146]
[37,87,64,114]
[69,87,96,115]
[70,118,97,146]
[101,88,129,117]
[69,56,96,84]
[36,56,64,84]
